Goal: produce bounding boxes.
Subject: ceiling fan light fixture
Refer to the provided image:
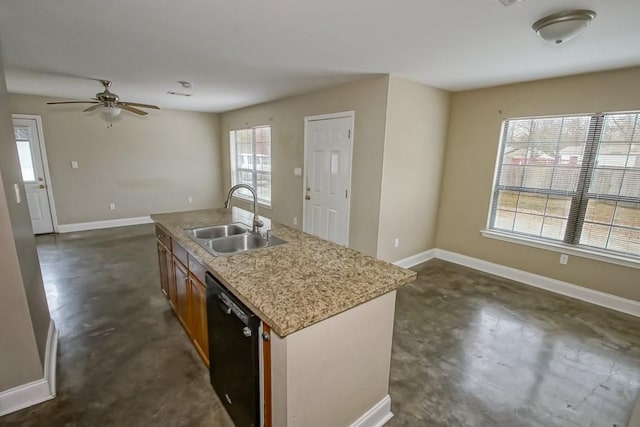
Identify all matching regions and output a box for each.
[101,105,122,119]
[532,10,596,44]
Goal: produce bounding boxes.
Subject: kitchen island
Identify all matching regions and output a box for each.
[152,208,416,427]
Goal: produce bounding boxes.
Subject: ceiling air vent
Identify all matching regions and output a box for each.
[498,0,524,6]
[167,91,193,97]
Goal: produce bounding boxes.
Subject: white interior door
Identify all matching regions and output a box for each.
[303,113,353,246]
[13,118,54,234]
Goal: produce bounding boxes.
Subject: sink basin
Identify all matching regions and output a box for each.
[186,223,287,256]
[204,233,287,255]
[187,223,248,240]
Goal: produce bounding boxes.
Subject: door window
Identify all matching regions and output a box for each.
[14,126,36,182]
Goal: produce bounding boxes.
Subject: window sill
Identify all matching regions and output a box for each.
[231,194,272,210]
[480,229,640,270]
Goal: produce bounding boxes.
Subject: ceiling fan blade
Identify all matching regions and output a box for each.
[83,104,102,112]
[118,104,148,115]
[119,101,160,110]
[47,101,99,105]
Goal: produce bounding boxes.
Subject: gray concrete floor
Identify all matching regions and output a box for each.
[389,260,640,427]
[1,224,639,426]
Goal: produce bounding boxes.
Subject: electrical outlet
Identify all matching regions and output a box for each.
[188,197,193,204]
[109,202,116,211]
[394,238,400,248]
[293,217,298,226]
[560,254,569,265]
[71,160,79,169]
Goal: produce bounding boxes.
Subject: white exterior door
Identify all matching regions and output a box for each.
[303,113,354,246]
[13,117,54,234]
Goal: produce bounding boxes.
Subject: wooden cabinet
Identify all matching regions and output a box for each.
[189,275,209,365]
[156,225,171,249]
[155,226,209,365]
[166,246,177,310]
[157,241,169,297]
[173,257,191,335]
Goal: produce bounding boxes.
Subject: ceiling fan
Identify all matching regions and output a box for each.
[46,80,160,117]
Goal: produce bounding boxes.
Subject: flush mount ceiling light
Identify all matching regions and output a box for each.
[532,10,596,44]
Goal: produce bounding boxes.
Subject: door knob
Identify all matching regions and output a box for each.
[38,177,44,181]
[305,195,310,200]
[39,184,46,189]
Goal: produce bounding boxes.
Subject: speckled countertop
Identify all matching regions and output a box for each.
[151,208,416,337]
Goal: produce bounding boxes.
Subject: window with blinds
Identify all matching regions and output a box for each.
[229,126,271,206]
[14,126,36,182]
[489,112,640,258]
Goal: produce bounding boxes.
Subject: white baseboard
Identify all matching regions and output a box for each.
[349,395,393,427]
[435,249,640,318]
[57,216,153,233]
[0,320,58,417]
[44,320,58,399]
[393,249,436,269]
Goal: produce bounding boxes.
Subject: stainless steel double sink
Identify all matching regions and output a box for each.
[186,223,287,256]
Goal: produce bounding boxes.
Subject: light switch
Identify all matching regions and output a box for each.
[71,161,79,169]
[294,167,302,176]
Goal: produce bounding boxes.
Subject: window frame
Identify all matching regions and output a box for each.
[229,125,272,208]
[484,111,640,268]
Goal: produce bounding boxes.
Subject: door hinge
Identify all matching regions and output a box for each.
[345,189,348,198]
[348,129,351,139]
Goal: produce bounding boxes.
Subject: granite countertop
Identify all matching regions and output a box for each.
[151,208,416,337]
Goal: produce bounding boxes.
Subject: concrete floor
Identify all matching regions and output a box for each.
[1,224,639,426]
[389,260,640,427]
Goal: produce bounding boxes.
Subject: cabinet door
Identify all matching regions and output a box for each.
[167,249,177,311]
[174,257,191,334]
[189,276,209,365]
[157,241,169,297]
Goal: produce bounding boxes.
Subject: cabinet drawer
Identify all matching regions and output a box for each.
[172,240,189,267]
[188,254,207,284]
[155,225,171,249]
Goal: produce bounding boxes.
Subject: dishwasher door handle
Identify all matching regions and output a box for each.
[216,289,251,325]
[218,302,232,315]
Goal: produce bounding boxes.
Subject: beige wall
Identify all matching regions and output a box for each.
[271,291,396,426]
[220,76,389,256]
[436,67,640,302]
[377,76,450,262]
[0,43,49,392]
[9,94,224,225]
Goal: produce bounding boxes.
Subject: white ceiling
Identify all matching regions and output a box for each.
[1,0,638,113]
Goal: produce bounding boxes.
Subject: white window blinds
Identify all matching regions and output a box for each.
[230,126,272,206]
[490,112,640,258]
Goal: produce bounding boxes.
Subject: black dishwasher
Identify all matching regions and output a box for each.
[206,273,260,427]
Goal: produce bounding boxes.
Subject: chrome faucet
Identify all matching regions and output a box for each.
[224,184,264,233]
